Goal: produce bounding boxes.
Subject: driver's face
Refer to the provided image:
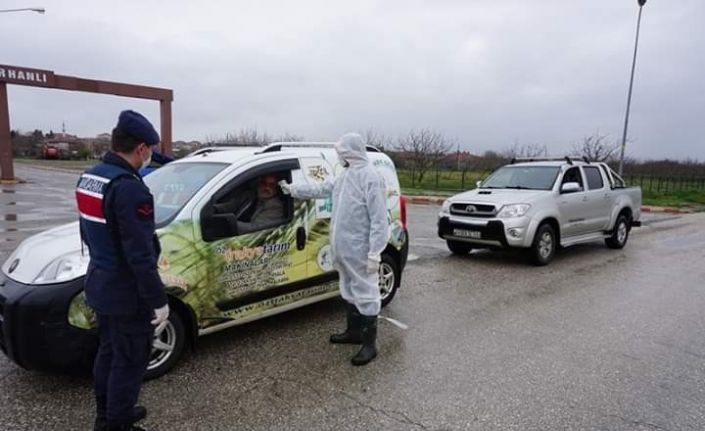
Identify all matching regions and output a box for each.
[257,176,278,200]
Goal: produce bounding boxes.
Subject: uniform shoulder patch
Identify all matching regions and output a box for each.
[136,202,154,219]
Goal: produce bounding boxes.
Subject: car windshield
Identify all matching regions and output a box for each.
[480,166,560,190]
[144,162,228,226]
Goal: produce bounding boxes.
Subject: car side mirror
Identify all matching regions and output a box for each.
[560,182,582,193]
[201,213,238,241]
[476,180,483,188]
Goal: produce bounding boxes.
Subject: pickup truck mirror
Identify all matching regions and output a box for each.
[560,182,582,193]
[201,213,239,241]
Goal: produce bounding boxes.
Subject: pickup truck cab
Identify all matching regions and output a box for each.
[0,143,409,379]
[438,158,641,265]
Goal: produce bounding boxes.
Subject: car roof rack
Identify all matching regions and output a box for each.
[258,142,381,154]
[509,156,590,165]
[188,146,262,157]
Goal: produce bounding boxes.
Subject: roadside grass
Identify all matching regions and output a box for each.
[642,190,705,208]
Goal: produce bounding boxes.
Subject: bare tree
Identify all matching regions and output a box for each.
[395,129,453,184]
[204,128,304,147]
[501,141,548,159]
[273,133,304,143]
[359,128,392,152]
[571,133,619,162]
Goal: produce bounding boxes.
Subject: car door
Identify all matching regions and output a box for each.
[581,165,612,232]
[297,156,339,279]
[557,166,590,237]
[191,158,312,323]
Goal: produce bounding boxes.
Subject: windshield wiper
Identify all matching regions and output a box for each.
[503,186,541,190]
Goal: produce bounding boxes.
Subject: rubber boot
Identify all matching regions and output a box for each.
[351,315,377,366]
[330,303,362,344]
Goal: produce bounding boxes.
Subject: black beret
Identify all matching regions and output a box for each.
[116,110,160,146]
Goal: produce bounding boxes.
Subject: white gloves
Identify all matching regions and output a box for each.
[367,255,380,273]
[278,180,291,195]
[151,304,170,326]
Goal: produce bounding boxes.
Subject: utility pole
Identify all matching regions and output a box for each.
[618,0,648,176]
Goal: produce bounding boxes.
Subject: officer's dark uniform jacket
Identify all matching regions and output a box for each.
[76,152,167,315]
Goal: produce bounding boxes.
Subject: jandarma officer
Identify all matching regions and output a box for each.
[75,110,169,431]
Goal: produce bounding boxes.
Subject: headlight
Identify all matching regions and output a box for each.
[440,199,451,214]
[497,203,531,218]
[33,251,89,285]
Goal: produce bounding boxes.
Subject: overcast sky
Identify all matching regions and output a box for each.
[2,0,704,160]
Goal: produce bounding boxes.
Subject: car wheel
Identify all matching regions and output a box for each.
[447,240,473,255]
[529,223,556,266]
[144,308,187,380]
[379,254,399,308]
[606,214,630,249]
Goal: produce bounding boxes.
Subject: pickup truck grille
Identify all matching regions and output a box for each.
[450,203,497,218]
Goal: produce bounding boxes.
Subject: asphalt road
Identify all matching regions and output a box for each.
[1,165,704,430]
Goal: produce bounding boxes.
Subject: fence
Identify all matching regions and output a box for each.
[624,175,705,193]
[397,169,489,192]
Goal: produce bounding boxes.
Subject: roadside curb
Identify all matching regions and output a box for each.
[406,195,698,214]
[641,206,694,214]
[406,196,447,205]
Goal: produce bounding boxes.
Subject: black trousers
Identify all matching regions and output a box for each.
[94,312,154,425]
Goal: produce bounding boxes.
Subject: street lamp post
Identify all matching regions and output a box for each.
[618,0,647,176]
[0,7,45,14]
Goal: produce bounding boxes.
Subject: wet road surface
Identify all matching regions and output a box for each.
[1,165,705,430]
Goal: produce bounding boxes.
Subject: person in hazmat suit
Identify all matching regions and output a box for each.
[279,133,389,366]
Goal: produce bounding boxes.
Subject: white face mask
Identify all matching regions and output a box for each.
[140,146,152,170]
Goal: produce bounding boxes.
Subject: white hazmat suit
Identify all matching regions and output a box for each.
[285,133,390,316]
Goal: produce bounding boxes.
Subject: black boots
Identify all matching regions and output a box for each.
[330,303,362,344]
[95,406,147,431]
[106,424,146,431]
[330,303,378,366]
[351,315,377,366]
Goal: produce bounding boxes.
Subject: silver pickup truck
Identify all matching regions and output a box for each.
[437,158,642,265]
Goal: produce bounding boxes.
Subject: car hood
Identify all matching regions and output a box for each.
[449,189,548,206]
[1,222,84,285]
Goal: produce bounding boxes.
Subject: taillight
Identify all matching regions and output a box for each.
[399,195,407,229]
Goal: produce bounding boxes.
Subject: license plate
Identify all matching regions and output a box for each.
[453,228,481,239]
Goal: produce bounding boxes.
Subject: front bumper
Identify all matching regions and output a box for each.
[437,215,532,248]
[0,274,96,374]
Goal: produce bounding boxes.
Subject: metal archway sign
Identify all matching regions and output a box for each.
[0,64,173,181]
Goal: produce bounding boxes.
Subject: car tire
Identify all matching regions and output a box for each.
[605,214,630,249]
[144,308,187,381]
[447,240,473,255]
[529,223,556,266]
[379,253,399,308]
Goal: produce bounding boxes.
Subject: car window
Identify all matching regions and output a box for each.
[210,170,292,237]
[481,166,560,190]
[144,162,228,226]
[583,166,604,190]
[599,164,614,188]
[561,167,584,190]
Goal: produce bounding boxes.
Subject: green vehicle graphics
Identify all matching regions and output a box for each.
[69,149,407,337]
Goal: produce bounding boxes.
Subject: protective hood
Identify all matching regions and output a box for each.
[335,133,368,168]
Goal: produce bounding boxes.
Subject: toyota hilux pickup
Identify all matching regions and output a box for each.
[437,157,641,265]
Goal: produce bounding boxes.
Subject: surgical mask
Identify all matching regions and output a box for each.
[140,146,152,170]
